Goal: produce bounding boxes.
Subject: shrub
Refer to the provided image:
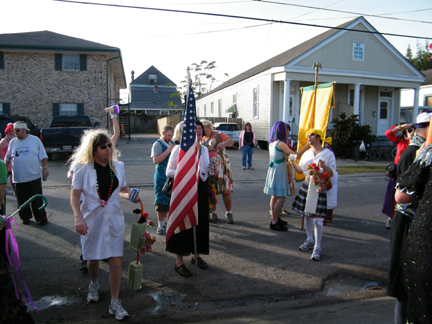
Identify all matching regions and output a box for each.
[330,112,376,158]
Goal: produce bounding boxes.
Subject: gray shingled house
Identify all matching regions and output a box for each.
[129,65,183,116]
[196,16,425,145]
[0,30,126,128]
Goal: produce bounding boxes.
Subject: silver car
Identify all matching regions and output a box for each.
[213,122,241,147]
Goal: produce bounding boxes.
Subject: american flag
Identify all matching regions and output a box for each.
[166,85,199,242]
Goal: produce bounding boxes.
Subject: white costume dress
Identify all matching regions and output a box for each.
[72,161,127,260]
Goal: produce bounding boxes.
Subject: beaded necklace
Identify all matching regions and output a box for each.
[92,162,114,208]
[203,131,213,147]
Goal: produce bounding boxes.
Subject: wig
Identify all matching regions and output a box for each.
[200,119,213,131]
[173,121,184,143]
[68,128,119,174]
[269,121,287,144]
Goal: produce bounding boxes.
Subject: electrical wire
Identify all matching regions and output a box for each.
[254,0,432,25]
[141,22,272,38]
[53,0,431,40]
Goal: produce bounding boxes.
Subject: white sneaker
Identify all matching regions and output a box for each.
[87,282,100,302]
[157,225,166,235]
[225,212,234,224]
[299,240,314,251]
[311,247,321,261]
[109,300,129,320]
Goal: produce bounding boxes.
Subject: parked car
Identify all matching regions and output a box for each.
[40,115,100,160]
[213,122,241,147]
[0,115,40,138]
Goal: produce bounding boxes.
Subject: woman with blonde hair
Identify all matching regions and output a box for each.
[201,119,234,224]
[69,128,140,321]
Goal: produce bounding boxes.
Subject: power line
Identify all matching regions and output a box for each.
[254,0,432,25]
[53,0,431,40]
[141,22,272,38]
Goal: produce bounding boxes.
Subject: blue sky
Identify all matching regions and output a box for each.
[3,0,431,101]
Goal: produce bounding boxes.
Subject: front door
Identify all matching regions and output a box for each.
[378,99,391,135]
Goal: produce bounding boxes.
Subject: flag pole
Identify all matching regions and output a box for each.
[187,66,198,275]
[312,62,322,128]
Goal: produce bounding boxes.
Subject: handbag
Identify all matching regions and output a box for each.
[385,163,397,179]
[161,177,174,197]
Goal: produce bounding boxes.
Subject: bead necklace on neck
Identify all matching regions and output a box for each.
[92,162,114,207]
[203,131,213,146]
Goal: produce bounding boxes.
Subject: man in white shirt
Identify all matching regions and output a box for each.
[5,121,49,225]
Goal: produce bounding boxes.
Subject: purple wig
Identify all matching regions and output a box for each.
[269,121,287,144]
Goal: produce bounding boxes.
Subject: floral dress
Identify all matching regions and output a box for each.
[203,132,233,194]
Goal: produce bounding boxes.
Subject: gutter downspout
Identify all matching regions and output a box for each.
[107,56,120,128]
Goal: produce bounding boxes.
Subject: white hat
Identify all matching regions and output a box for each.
[413,112,432,128]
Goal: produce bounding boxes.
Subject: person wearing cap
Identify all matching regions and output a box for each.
[382,121,415,229]
[291,128,337,261]
[4,121,49,225]
[387,111,431,324]
[0,123,15,195]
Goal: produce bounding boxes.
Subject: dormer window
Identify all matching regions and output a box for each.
[149,73,158,84]
[352,41,364,62]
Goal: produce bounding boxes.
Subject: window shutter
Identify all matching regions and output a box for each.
[80,54,87,71]
[52,103,60,117]
[3,103,10,115]
[55,54,62,71]
[0,52,4,69]
[77,103,84,115]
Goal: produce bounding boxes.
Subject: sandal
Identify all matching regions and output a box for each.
[174,264,193,277]
[191,257,208,270]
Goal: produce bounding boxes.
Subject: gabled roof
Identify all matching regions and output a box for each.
[202,16,424,97]
[130,88,183,109]
[422,69,432,85]
[0,30,126,88]
[131,65,177,87]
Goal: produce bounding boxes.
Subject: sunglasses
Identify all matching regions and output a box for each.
[308,133,316,137]
[14,129,21,133]
[99,143,112,150]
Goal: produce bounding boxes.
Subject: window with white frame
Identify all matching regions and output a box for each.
[218,99,222,117]
[352,41,364,61]
[233,93,237,104]
[211,102,214,114]
[149,73,158,84]
[253,87,259,118]
[60,104,78,116]
[62,55,80,71]
[204,104,207,117]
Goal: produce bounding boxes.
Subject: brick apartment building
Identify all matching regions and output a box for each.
[0,30,126,128]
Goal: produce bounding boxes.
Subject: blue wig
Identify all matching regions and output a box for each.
[269,121,287,144]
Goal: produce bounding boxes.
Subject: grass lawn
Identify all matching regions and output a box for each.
[337,166,386,175]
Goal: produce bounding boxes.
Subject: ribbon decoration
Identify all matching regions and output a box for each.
[4,216,38,313]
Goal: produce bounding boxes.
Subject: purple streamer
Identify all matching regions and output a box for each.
[5,216,38,313]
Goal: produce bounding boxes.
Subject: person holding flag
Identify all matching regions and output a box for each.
[165,83,214,277]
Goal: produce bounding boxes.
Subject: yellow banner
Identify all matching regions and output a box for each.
[296,82,335,180]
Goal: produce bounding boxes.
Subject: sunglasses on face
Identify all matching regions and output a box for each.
[14,129,21,133]
[99,143,112,150]
[308,133,316,137]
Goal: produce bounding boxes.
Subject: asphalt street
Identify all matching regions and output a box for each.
[4,134,396,323]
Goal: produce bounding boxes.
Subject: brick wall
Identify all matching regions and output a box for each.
[0,52,117,128]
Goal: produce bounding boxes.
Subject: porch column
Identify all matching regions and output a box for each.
[283,79,291,123]
[413,87,420,120]
[354,83,361,119]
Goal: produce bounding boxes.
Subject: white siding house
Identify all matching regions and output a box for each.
[400,69,432,123]
[196,16,425,145]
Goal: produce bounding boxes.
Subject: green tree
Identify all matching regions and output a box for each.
[178,60,229,99]
[405,41,432,71]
